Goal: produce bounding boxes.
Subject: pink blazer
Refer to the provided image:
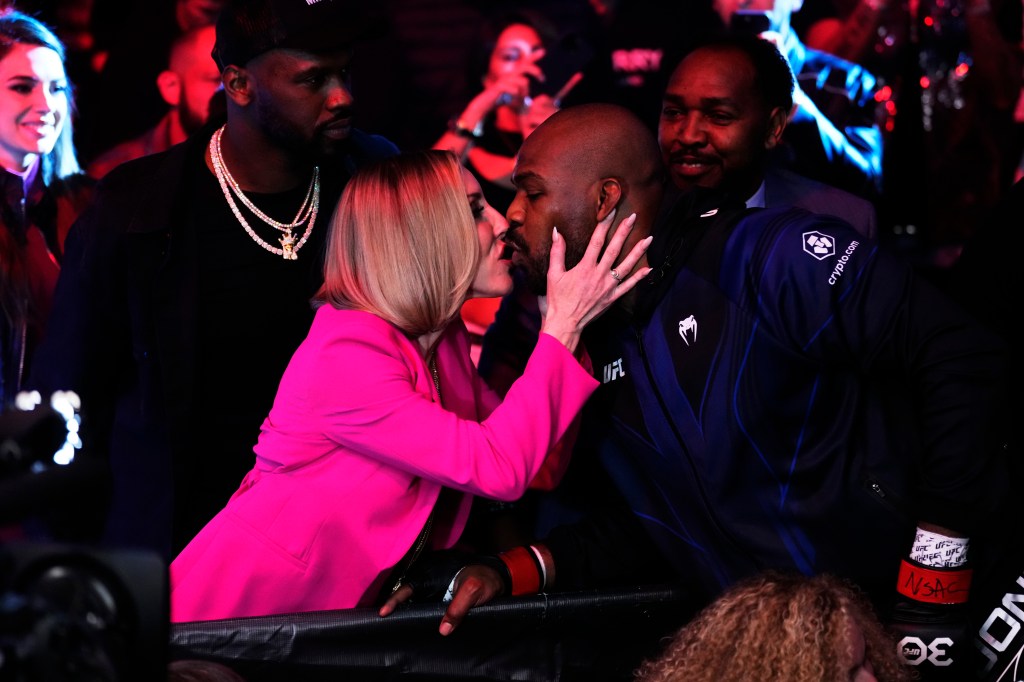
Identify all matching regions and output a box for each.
[170,307,597,622]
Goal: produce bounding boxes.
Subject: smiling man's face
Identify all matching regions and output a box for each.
[658,46,777,200]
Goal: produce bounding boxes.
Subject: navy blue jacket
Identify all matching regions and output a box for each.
[550,195,1008,605]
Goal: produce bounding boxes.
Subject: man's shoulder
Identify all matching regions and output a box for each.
[348,129,400,161]
[95,139,194,192]
[767,168,870,202]
[799,44,868,76]
[81,137,206,238]
[764,168,877,239]
[87,117,175,180]
[87,135,149,180]
[798,45,878,97]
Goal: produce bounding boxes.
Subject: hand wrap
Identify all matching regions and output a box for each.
[890,529,973,680]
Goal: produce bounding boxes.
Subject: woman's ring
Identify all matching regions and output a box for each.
[610,269,622,283]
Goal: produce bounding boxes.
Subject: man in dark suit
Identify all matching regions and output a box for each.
[659,34,877,238]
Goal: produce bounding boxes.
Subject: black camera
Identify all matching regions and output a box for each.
[0,393,168,681]
[0,391,79,477]
[0,542,168,681]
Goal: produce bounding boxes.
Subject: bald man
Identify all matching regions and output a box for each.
[501,104,665,297]
[87,25,222,179]
[382,105,1009,678]
[475,102,673,395]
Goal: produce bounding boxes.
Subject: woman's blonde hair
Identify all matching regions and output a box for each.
[315,150,478,338]
[635,571,915,682]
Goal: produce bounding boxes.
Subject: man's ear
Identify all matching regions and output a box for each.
[221,66,251,105]
[764,106,789,150]
[597,178,623,222]
[156,70,181,107]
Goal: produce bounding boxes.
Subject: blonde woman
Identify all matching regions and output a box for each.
[170,149,650,621]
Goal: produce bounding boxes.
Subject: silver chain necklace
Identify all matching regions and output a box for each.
[208,125,321,261]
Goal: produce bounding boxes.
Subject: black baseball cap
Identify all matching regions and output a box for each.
[212,0,383,69]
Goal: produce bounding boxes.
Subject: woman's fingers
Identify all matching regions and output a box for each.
[612,234,654,283]
[578,209,641,272]
[486,72,532,105]
[601,229,655,304]
[597,212,638,268]
[546,226,567,283]
[579,207,618,266]
[523,48,546,80]
[539,207,654,345]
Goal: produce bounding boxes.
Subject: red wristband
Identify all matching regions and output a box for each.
[499,546,542,596]
[896,558,973,605]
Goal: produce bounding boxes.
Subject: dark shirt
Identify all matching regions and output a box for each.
[182,167,330,550]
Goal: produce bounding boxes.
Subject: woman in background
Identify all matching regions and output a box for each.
[170,150,650,622]
[435,9,584,364]
[0,8,92,406]
[434,9,563,214]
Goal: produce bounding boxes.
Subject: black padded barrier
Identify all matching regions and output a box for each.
[169,585,697,681]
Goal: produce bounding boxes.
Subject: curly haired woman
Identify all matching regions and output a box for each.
[635,571,915,682]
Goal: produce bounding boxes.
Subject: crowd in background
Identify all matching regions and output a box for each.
[0,0,1022,680]
[10,0,1024,271]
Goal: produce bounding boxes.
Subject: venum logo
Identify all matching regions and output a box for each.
[678,315,697,346]
[803,231,835,260]
[602,358,626,384]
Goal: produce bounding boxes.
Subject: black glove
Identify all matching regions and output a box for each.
[392,549,514,601]
[888,558,973,680]
[395,549,477,602]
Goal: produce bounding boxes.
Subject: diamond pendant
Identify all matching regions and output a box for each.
[280,232,298,260]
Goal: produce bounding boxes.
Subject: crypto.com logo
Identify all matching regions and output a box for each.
[803,231,835,261]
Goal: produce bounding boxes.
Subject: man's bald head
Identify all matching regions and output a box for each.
[521,103,664,194]
[506,103,665,295]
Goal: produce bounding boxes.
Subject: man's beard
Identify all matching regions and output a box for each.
[179,100,206,136]
[514,225,589,297]
[253,94,351,162]
[520,253,548,296]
